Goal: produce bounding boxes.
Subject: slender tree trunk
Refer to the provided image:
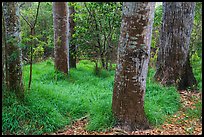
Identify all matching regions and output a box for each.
[3,2,24,97]
[53,2,69,74]
[20,2,40,90]
[28,28,35,90]
[105,52,109,70]
[2,11,9,88]
[112,2,155,131]
[154,2,197,90]
[101,56,105,69]
[69,3,77,68]
[2,13,5,86]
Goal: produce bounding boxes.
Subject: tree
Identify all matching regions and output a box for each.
[112,2,155,131]
[3,2,24,97]
[53,2,69,74]
[2,11,6,86]
[73,2,122,71]
[69,2,77,68]
[154,2,197,90]
[19,2,40,90]
[20,2,54,63]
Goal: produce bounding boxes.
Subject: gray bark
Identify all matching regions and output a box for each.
[53,2,69,74]
[112,2,155,131]
[154,2,197,90]
[3,2,24,97]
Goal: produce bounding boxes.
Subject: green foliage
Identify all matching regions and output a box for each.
[73,2,122,64]
[2,59,181,134]
[190,2,202,91]
[20,2,54,63]
[150,4,162,68]
[153,4,162,28]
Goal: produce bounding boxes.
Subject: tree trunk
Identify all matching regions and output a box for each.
[112,2,155,131]
[53,2,69,74]
[28,28,35,90]
[69,3,77,68]
[105,53,109,70]
[2,13,5,86]
[101,55,105,69]
[178,54,198,90]
[3,2,24,97]
[154,2,197,90]
[2,8,9,89]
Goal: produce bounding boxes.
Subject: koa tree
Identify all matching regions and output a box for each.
[3,2,24,98]
[154,2,197,90]
[112,2,155,131]
[53,2,69,74]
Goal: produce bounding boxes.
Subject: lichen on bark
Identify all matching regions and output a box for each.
[112,2,155,131]
[3,2,24,97]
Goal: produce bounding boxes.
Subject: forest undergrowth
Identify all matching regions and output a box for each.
[2,59,202,135]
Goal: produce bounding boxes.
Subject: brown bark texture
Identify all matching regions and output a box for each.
[69,4,77,68]
[3,2,24,96]
[112,2,155,131]
[154,2,197,90]
[53,2,69,74]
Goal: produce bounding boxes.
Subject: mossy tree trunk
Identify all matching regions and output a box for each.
[53,2,69,74]
[154,2,197,90]
[3,2,24,97]
[112,2,155,131]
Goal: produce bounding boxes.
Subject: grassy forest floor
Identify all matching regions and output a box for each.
[49,90,202,135]
[2,59,202,135]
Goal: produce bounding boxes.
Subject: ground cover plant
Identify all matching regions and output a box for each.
[2,59,181,135]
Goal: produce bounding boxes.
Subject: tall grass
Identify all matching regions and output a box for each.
[2,59,181,134]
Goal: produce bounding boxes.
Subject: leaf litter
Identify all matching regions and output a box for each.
[45,90,202,135]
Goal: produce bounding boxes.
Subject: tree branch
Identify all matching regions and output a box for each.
[32,2,40,28]
[19,11,32,28]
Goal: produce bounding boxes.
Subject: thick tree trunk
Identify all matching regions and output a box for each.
[53,2,69,74]
[69,4,77,68]
[112,2,155,131]
[154,2,197,90]
[3,2,24,97]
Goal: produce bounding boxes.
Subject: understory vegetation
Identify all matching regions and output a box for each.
[2,59,192,135]
[2,2,202,135]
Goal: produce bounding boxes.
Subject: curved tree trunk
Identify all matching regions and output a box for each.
[53,2,69,74]
[112,2,155,131]
[154,2,197,90]
[3,2,24,97]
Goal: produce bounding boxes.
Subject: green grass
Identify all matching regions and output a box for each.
[186,100,202,119]
[2,59,181,135]
[145,69,181,125]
